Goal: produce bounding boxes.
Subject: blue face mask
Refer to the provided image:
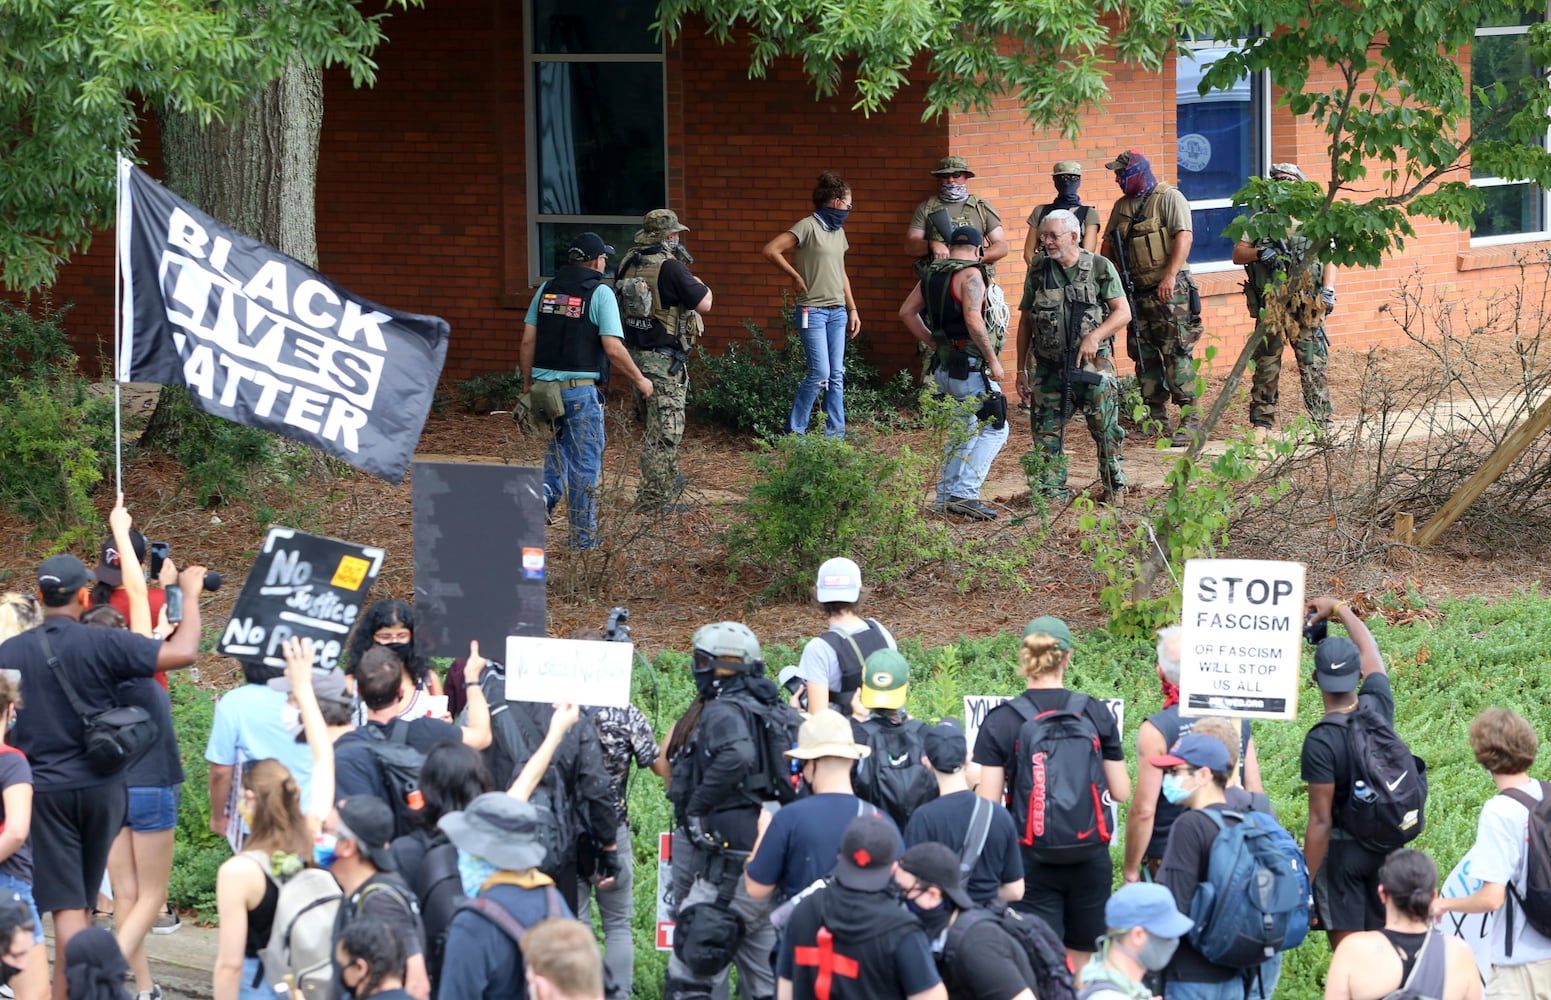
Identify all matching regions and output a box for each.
[312,833,338,869]
[814,206,850,231]
[458,850,499,898]
[1160,774,1195,805]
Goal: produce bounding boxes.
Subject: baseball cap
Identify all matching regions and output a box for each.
[931,156,976,178]
[1269,162,1307,181]
[567,232,615,261]
[1314,636,1361,693]
[1104,150,1139,171]
[898,841,975,910]
[833,815,901,891]
[269,668,354,709]
[785,710,870,761]
[1105,882,1195,937]
[336,796,397,871]
[96,530,148,587]
[777,665,805,695]
[1023,615,1073,650]
[947,225,983,247]
[1053,160,1083,175]
[1148,732,1231,773]
[814,557,862,603]
[922,718,968,773]
[37,554,95,599]
[860,648,909,710]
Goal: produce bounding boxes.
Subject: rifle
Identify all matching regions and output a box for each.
[1109,229,1144,365]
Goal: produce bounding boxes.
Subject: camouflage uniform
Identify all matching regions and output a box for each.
[1032,352,1125,493]
[630,349,688,506]
[1245,229,1332,430]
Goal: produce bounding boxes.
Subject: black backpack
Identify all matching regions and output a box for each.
[389,830,464,997]
[1500,781,1551,948]
[1318,706,1427,852]
[943,902,1077,1000]
[360,720,429,838]
[854,715,937,829]
[720,684,805,807]
[1007,693,1111,857]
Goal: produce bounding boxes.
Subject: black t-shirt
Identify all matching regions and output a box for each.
[776,886,940,998]
[1158,804,1239,984]
[946,914,1037,1000]
[120,675,185,788]
[904,790,1023,904]
[0,748,33,882]
[335,717,462,802]
[1300,673,1395,816]
[0,617,161,790]
[972,688,1126,770]
[330,873,423,1000]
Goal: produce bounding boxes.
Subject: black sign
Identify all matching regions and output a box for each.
[218,527,385,668]
[412,462,547,658]
[1186,694,1290,715]
[118,159,449,484]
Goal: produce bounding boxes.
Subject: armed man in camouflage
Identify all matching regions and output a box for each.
[1017,210,1131,502]
[615,210,712,512]
[906,156,1010,278]
[1230,162,1335,437]
[1101,150,1205,447]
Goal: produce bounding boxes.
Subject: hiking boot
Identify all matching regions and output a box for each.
[1099,483,1127,505]
[945,497,998,521]
[1171,418,1202,448]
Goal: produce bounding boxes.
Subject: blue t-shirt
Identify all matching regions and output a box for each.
[523,280,623,382]
[438,883,572,1000]
[745,793,899,899]
[903,789,1023,904]
[205,683,314,802]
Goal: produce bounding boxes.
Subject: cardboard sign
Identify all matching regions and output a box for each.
[1179,559,1306,720]
[217,527,384,668]
[504,636,633,708]
[656,832,675,951]
[1440,857,1493,985]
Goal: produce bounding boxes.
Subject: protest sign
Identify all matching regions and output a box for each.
[217,527,384,668]
[656,832,675,951]
[1179,559,1306,720]
[1440,856,1493,985]
[412,461,547,658]
[505,636,633,708]
[117,158,449,483]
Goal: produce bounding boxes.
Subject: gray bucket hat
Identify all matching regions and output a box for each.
[438,792,550,872]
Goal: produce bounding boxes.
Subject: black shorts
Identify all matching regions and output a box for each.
[32,784,128,914]
[1314,837,1387,932]
[1014,847,1113,952]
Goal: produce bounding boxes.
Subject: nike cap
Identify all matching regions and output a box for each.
[1313,635,1361,693]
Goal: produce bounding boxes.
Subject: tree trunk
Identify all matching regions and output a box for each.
[140,59,323,451]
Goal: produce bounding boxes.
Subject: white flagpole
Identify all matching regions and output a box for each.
[112,155,126,496]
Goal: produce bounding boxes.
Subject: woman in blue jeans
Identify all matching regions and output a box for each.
[763,170,861,436]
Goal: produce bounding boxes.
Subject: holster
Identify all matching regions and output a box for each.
[947,345,972,381]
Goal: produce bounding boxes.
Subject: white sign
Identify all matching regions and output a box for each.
[656,832,675,951]
[504,636,633,708]
[1179,559,1306,720]
[1440,857,1493,985]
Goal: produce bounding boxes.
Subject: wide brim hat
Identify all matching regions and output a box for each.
[785,710,870,761]
[438,792,549,872]
[930,156,976,178]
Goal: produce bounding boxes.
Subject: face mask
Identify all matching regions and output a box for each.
[458,850,499,898]
[1161,774,1196,805]
[814,206,850,231]
[906,896,953,937]
[692,668,719,696]
[312,833,339,869]
[340,961,364,1000]
[1052,176,1082,206]
[938,181,969,203]
[281,704,304,739]
[663,235,681,252]
[380,640,413,662]
[1134,931,1180,971]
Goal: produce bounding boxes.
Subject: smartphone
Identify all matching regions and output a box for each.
[149,541,170,575]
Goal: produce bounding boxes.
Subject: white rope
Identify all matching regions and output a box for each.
[984,282,1010,341]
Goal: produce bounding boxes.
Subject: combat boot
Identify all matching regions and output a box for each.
[1146,404,1172,438]
[1171,414,1202,448]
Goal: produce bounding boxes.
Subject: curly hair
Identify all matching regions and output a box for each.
[346,599,432,687]
[1470,707,1538,775]
[812,171,849,209]
[337,915,406,995]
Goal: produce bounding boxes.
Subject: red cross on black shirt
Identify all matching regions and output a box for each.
[793,926,860,1000]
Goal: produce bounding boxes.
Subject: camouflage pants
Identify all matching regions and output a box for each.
[1031,354,1125,491]
[1132,274,1204,408]
[1250,319,1331,428]
[630,349,688,506]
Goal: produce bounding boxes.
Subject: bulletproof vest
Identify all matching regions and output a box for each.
[615,247,683,350]
[1028,251,1104,365]
[916,195,998,277]
[818,620,890,709]
[1143,705,1252,857]
[922,259,1002,364]
[1117,182,1180,289]
[1244,227,1322,312]
[533,265,606,373]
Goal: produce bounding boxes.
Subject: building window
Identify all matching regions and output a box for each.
[527,0,666,278]
[1175,42,1268,267]
[1471,7,1548,242]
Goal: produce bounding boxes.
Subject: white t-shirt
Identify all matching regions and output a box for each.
[1465,781,1551,967]
[795,619,898,691]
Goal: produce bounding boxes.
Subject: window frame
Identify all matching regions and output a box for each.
[523,0,669,283]
[1469,16,1551,246]
[1174,38,1271,272]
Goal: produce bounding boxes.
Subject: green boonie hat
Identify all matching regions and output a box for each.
[931,156,976,178]
[640,208,690,239]
[861,649,910,710]
[1024,615,1073,651]
[1053,160,1083,175]
[1104,151,1132,171]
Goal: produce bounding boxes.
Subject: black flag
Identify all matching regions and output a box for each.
[115,158,450,484]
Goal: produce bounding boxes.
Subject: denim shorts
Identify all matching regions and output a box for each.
[0,872,43,938]
[126,785,181,834]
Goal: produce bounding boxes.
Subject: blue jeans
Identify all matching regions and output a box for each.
[127,784,180,833]
[240,956,272,1000]
[789,305,848,436]
[543,385,606,548]
[0,872,41,938]
[1164,978,1246,1000]
[933,367,1010,504]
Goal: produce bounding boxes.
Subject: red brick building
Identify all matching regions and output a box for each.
[41,1,1551,387]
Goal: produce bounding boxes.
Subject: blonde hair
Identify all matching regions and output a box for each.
[0,594,40,644]
[0,673,19,716]
[243,759,312,860]
[1190,717,1241,783]
[522,919,603,997]
[1018,633,1069,681]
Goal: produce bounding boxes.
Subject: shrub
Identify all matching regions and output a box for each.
[455,370,524,414]
[167,673,227,918]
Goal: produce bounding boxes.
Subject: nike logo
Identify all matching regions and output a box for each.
[1075,830,1094,840]
[1385,772,1407,792]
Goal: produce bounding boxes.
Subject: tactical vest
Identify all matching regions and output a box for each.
[616,247,683,351]
[1117,182,1181,289]
[916,195,999,277]
[922,258,1003,365]
[818,620,889,711]
[1244,227,1322,314]
[1033,204,1096,235]
[533,265,606,374]
[1028,251,1105,365]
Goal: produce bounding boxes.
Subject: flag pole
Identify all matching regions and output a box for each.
[112,155,126,496]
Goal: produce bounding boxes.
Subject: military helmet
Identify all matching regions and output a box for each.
[691,621,763,668]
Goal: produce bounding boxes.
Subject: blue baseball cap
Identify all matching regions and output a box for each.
[1148,732,1231,773]
[1105,882,1195,937]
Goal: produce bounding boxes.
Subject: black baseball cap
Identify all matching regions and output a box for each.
[37,554,95,600]
[833,815,900,891]
[336,796,397,871]
[923,718,968,773]
[567,232,616,260]
[1314,636,1361,693]
[898,842,974,910]
[96,530,148,587]
[948,225,983,247]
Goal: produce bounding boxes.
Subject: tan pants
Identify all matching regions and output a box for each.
[1487,960,1551,999]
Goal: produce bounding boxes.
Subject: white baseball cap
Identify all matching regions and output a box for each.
[814,557,862,603]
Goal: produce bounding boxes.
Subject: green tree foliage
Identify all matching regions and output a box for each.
[0,0,419,291]
[654,0,1242,134]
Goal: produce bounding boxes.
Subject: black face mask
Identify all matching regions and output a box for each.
[1052,175,1082,208]
[380,640,413,662]
[906,896,953,937]
[693,668,719,696]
